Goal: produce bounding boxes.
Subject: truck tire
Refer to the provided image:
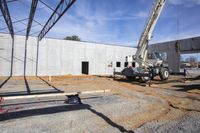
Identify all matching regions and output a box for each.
[139,69,150,83]
[159,68,169,81]
[122,67,134,75]
[140,76,149,83]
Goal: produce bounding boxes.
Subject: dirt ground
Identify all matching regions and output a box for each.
[0,75,200,133]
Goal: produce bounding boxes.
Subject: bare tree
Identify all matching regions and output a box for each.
[186,56,198,68]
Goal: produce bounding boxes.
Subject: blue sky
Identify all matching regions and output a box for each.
[1,0,200,47]
[181,53,200,62]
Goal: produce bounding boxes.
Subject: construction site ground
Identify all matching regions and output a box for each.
[0,75,200,133]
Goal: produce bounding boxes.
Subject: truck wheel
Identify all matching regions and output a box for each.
[140,76,149,83]
[140,70,150,83]
[159,68,169,80]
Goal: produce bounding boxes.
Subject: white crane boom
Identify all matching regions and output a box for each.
[115,0,170,82]
[134,0,166,67]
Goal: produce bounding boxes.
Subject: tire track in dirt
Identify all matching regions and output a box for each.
[109,79,200,128]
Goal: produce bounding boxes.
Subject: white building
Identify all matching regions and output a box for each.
[0,33,136,76]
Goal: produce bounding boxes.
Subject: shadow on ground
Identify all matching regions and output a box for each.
[173,84,200,92]
[0,76,63,97]
[0,90,63,97]
[110,77,146,86]
[24,76,31,94]
[0,76,11,88]
[186,75,200,81]
[106,76,185,86]
[0,103,134,133]
[37,76,63,92]
[152,79,184,84]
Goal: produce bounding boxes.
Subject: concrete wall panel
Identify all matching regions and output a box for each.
[0,35,12,76]
[0,33,136,76]
[149,36,200,72]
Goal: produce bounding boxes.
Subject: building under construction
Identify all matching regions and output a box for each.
[0,0,200,132]
[0,33,136,76]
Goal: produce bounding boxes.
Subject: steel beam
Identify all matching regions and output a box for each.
[26,0,38,39]
[10,38,14,76]
[0,0,14,38]
[7,0,18,3]
[39,0,59,14]
[38,0,76,41]
[24,0,38,77]
[13,24,42,34]
[36,38,39,76]
[33,19,44,27]
[0,0,15,77]
[12,16,28,26]
[0,18,28,31]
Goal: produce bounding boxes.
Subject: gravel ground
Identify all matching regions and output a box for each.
[135,111,200,133]
[0,95,141,133]
[0,76,200,133]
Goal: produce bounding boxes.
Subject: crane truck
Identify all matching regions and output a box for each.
[114,0,169,82]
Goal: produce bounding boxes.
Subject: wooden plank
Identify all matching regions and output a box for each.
[2,89,110,100]
[80,89,110,94]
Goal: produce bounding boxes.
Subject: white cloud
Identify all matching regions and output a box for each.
[73,0,147,22]
[47,0,144,46]
[169,0,200,7]
[136,11,148,18]
[151,27,200,44]
[48,0,200,46]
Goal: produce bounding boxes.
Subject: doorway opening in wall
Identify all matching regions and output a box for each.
[116,62,121,67]
[124,62,128,67]
[132,62,136,67]
[180,53,200,75]
[82,62,89,75]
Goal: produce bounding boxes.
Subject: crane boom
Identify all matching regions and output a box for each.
[134,0,166,67]
[115,0,169,82]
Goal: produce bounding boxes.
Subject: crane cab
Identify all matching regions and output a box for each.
[147,52,163,66]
